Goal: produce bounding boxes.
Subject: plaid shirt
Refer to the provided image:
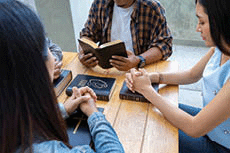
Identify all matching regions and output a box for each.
[80,0,173,60]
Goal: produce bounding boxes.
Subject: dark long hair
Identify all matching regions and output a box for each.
[196,0,230,55]
[0,0,69,152]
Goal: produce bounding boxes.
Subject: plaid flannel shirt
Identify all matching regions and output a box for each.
[80,0,173,60]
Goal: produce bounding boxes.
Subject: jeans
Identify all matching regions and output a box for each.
[179,103,230,153]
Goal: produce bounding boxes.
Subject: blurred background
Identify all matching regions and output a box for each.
[21,0,206,108]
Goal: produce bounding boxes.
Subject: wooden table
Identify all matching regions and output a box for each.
[58,52,179,153]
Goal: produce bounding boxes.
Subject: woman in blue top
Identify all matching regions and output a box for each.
[0,0,124,153]
[125,0,230,152]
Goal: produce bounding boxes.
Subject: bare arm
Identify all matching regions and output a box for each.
[142,79,230,137]
[110,46,163,71]
[149,47,215,85]
[140,47,163,65]
[130,68,230,137]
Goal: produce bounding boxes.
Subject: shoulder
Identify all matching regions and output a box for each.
[137,0,165,15]
[91,0,112,8]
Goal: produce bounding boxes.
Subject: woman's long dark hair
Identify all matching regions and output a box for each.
[196,0,230,55]
[0,1,70,152]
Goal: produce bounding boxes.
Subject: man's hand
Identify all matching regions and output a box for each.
[53,60,63,80]
[78,50,98,68]
[109,50,140,71]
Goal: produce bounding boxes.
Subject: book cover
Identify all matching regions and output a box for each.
[119,81,159,102]
[66,74,116,101]
[78,38,128,69]
[53,69,72,97]
[66,107,104,147]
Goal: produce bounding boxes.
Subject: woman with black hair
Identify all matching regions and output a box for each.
[0,0,124,152]
[125,0,230,152]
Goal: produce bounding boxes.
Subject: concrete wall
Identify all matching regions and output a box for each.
[159,0,204,46]
[21,0,205,52]
[69,0,93,50]
[70,0,204,47]
[34,0,77,52]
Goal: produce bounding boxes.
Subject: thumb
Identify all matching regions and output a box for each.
[77,95,91,103]
[71,87,81,98]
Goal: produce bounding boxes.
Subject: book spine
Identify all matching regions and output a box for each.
[119,94,148,102]
[66,89,110,101]
[97,95,109,101]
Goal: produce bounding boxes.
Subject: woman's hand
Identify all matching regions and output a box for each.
[63,86,97,115]
[128,68,152,94]
[79,93,99,117]
[53,60,63,80]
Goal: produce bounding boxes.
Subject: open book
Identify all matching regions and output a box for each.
[78,38,128,69]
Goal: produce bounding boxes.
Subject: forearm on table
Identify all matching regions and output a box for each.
[140,47,162,64]
[149,69,202,85]
[88,112,124,153]
[152,48,214,85]
[143,87,198,137]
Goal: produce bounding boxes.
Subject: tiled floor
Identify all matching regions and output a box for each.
[170,45,209,108]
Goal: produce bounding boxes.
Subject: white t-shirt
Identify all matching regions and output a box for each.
[111,3,134,52]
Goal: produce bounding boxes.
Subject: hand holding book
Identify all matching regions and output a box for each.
[78,37,127,69]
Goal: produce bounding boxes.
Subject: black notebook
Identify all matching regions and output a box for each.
[78,38,127,69]
[66,74,116,101]
[119,81,159,102]
[66,107,104,147]
[53,69,72,96]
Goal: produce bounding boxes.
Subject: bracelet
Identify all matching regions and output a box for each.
[156,72,163,84]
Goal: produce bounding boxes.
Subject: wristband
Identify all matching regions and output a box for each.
[156,72,163,83]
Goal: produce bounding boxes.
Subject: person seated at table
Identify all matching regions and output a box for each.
[78,0,173,71]
[18,0,63,80]
[125,0,230,152]
[0,1,124,153]
[47,38,63,80]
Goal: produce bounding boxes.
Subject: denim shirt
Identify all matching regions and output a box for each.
[18,104,125,153]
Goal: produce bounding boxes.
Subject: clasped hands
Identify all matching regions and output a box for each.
[78,50,139,71]
[125,68,155,95]
[64,86,98,117]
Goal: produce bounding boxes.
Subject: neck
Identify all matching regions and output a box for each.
[117,0,135,8]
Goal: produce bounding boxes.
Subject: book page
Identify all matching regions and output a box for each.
[80,38,98,49]
[99,40,122,48]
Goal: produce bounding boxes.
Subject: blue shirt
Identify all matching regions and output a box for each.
[18,109,124,153]
[202,47,230,148]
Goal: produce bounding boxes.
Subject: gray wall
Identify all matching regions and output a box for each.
[70,0,204,47]
[159,0,204,46]
[21,0,205,51]
[34,0,77,52]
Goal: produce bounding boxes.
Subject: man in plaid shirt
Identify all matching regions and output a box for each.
[79,0,173,71]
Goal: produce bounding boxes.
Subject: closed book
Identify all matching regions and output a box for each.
[66,107,104,147]
[78,38,127,69]
[66,74,116,101]
[53,69,72,97]
[119,81,159,102]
